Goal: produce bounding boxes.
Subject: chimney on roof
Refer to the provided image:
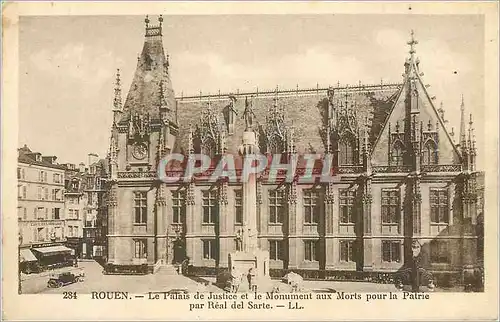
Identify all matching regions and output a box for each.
[66,163,76,170]
[79,162,86,173]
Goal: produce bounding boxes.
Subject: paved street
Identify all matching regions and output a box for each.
[22,260,220,294]
[22,260,459,295]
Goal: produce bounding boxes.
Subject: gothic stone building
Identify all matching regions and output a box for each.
[105,18,482,283]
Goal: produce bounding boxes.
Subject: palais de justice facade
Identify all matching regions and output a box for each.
[105,17,482,281]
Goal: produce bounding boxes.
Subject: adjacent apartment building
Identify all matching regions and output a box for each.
[63,162,86,257]
[63,155,108,259]
[18,145,66,246]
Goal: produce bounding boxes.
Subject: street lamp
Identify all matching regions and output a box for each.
[18,232,23,294]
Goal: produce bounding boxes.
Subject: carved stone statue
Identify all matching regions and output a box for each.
[228,95,238,115]
[243,96,256,130]
[235,229,243,251]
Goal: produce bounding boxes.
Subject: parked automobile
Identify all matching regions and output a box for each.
[47,268,85,288]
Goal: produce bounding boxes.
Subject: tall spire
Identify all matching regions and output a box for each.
[112,69,123,124]
[459,94,467,147]
[120,16,174,124]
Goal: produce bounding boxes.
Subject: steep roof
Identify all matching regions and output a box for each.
[18,145,66,170]
[118,16,175,124]
[371,31,462,166]
[174,84,400,154]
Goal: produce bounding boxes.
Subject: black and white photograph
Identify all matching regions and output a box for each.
[2,2,498,321]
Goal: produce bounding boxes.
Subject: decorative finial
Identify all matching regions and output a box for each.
[407,29,418,56]
[158,14,163,25]
[145,15,150,27]
[113,68,122,111]
[115,68,121,85]
[437,101,445,120]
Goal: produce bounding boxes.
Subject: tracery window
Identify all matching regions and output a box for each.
[391,141,404,166]
[422,140,438,165]
[203,138,217,159]
[339,136,355,165]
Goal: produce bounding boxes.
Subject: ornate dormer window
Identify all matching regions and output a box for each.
[263,91,288,155]
[269,138,285,154]
[422,140,438,165]
[194,99,225,160]
[331,92,360,166]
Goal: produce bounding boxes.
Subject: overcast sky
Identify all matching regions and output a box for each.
[19,14,484,168]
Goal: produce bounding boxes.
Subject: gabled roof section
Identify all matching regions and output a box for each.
[118,16,175,124]
[371,30,462,166]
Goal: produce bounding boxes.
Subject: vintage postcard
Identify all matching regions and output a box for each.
[2,1,499,321]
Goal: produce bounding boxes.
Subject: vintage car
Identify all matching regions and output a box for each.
[47,268,85,288]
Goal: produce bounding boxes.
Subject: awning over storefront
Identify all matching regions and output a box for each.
[32,245,74,256]
[19,249,37,262]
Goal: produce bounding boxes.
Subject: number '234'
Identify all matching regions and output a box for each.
[63,292,77,299]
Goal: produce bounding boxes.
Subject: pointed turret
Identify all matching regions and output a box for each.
[188,123,195,154]
[119,15,175,125]
[459,95,469,169]
[362,116,372,173]
[468,114,477,171]
[459,95,467,148]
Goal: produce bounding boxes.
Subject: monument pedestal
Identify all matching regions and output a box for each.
[228,126,271,291]
[228,250,270,284]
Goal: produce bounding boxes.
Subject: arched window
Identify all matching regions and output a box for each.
[339,136,355,165]
[391,141,404,166]
[268,136,285,154]
[202,138,217,159]
[422,140,438,165]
